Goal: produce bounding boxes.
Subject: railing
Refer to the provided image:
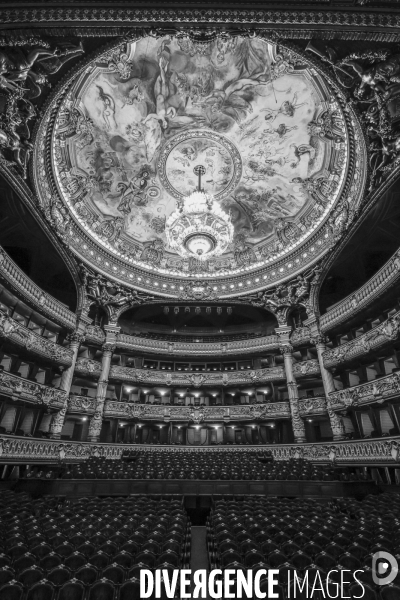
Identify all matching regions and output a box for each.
[68,396,326,418]
[102,401,291,421]
[320,249,400,332]
[74,357,102,376]
[84,325,106,345]
[116,333,280,356]
[323,309,400,368]
[0,247,76,330]
[0,310,73,367]
[298,396,327,416]
[1,434,399,464]
[74,361,319,384]
[0,371,67,409]
[108,364,286,385]
[329,371,400,410]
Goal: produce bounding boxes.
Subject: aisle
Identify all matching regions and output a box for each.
[190,526,209,572]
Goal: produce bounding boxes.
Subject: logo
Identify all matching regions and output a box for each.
[372,551,399,586]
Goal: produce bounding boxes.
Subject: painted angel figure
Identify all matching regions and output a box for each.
[262,93,307,121]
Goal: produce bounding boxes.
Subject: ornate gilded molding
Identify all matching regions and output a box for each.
[1,434,399,465]
[0,309,73,367]
[329,370,400,410]
[1,8,400,37]
[68,394,96,414]
[74,357,102,377]
[298,396,328,416]
[323,310,400,368]
[320,248,400,332]
[0,371,67,409]
[293,359,320,376]
[116,332,280,356]
[84,324,106,345]
[102,401,291,421]
[108,364,286,385]
[0,247,76,330]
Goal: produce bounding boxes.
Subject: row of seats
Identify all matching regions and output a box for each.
[206,494,400,599]
[39,453,370,482]
[0,490,190,600]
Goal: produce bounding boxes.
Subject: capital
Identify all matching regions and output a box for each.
[279,343,293,355]
[102,342,116,354]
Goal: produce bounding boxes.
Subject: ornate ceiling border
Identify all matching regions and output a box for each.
[31,30,368,300]
[0,7,400,38]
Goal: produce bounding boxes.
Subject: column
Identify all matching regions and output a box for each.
[280,343,306,443]
[313,335,346,441]
[88,324,120,442]
[50,331,85,440]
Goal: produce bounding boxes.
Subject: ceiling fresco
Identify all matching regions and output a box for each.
[34,34,366,297]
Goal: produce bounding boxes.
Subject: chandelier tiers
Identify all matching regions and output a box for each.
[165,165,234,261]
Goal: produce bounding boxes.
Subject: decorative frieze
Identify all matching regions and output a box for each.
[68,394,96,414]
[298,396,328,416]
[74,357,102,376]
[0,434,399,465]
[320,249,400,333]
[84,325,106,345]
[0,310,73,367]
[329,371,400,410]
[108,364,286,385]
[0,371,67,409]
[290,326,312,347]
[293,359,320,376]
[323,310,400,367]
[116,333,280,356]
[102,401,291,421]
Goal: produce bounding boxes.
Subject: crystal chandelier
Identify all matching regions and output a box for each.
[166,166,234,261]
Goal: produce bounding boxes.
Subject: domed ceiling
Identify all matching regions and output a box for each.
[34,34,367,298]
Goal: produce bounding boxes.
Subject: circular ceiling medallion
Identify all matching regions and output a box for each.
[34,34,367,297]
[158,129,242,200]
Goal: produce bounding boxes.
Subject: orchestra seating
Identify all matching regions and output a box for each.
[0,489,190,600]
[206,494,400,599]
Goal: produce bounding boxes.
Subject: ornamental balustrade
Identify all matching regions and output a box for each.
[102,401,291,421]
[74,357,102,376]
[68,394,96,414]
[108,365,286,385]
[0,248,76,330]
[116,332,280,356]
[1,434,399,465]
[74,361,319,385]
[84,325,106,345]
[323,310,400,368]
[0,310,73,367]
[68,396,327,419]
[292,359,320,376]
[320,249,400,333]
[298,396,328,416]
[329,371,400,410]
[0,370,67,409]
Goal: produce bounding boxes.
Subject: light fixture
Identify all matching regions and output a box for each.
[165,166,233,261]
[82,417,87,421]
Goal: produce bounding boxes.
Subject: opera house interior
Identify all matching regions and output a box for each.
[1,0,400,598]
